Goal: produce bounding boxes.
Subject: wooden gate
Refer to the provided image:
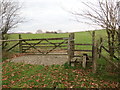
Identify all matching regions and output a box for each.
[19,35,69,54]
[2,33,93,63]
[1,32,96,71]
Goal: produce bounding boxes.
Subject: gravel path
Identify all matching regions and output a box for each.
[11,55,68,66]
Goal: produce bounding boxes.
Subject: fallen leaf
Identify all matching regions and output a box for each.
[2,77,8,81]
[2,85,8,88]
[11,73,14,76]
[70,86,74,88]
[11,80,15,84]
[36,79,39,82]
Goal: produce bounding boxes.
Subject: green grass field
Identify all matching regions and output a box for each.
[8,30,107,42]
[5,30,107,52]
[2,62,118,88]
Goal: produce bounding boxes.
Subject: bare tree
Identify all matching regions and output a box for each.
[0,0,22,37]
[72,0,119,60]
[0,0,22,49]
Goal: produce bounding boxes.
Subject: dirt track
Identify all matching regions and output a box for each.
[10,54,68,66]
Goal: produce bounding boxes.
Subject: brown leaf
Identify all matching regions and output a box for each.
[11,80,15,84]
[2,77,8,81]
[11,73,14,76]
[36,79,39,82]
[2,85,8,88]
[70,86,74,88]
[42,84,47,87]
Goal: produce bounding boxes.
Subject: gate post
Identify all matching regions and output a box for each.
[19,34,22,53]
[92,31,98,73]
[68,33,74,66]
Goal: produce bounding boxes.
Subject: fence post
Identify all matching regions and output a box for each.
[92,41,98,73]
[92,31,98,73]
[82,54,87,68]
[19,34,22,53]
[68,33,74,66]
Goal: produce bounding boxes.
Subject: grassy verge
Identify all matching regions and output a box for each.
[2,61,118,88]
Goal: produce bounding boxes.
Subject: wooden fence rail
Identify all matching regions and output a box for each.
[0,37,69,42]
[101,46,119,60]
[21,42,68,45]
[7,42,20,52]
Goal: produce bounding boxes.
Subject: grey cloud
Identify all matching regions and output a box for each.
[14,0,99,33]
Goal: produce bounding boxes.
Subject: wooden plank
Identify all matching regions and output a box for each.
[24,53,68,55]
[101,46,109,53]
[0,37,69,42]
[22,47,68,50]
[22,51,43,54]
[0,39,24,42]
[6,42,19,51]
[74,43,92,45]
[22,45,67,48]
[101,46,119,60]
[22,42,68,45]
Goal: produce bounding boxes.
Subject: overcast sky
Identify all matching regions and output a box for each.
[12,0,101,33]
